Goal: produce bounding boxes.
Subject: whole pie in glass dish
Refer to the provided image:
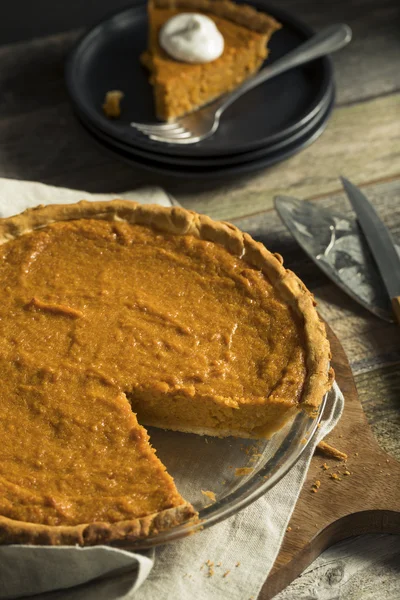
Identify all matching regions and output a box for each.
[141,0,281,120]
[0,201,332,546]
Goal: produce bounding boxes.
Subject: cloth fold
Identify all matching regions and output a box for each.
[0,179,344,600]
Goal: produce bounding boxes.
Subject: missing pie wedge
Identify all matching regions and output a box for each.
[141,0,281,120]
[0,201,332,546]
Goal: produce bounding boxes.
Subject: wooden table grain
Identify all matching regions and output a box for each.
[0,0,399,598]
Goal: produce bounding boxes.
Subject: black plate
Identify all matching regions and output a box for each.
[78,90,334,179]
[77,80,334,167]
[66,0,334,158]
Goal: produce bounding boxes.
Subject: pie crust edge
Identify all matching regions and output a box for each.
[150,0,282,34]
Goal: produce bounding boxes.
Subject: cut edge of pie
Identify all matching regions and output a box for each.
[141,0,282,120]
[0,200,333,547]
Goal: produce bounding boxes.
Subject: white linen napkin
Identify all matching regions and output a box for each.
[0,178,175,218]
[0,179,344,600]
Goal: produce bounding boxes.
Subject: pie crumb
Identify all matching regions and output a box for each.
[316,441,348,461]
[201,490,216,502]
[205,560,214,577]
[235,467,254,477]
[321,463,330,470]
[330,472,342,481]
[236,561,241,567]
[311,479,321,492]
[223,570,231,578]
[343,470,351,476]
[286,526,292,532]
[102,90,124,118]
[249,453,262,463]
[216,562,221,567]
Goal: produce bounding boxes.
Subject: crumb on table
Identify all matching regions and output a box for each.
[330,472,342,481]
[102,90,124,118]
[311,479,321,493]
[316,440,348,461]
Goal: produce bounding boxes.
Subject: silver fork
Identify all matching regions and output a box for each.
[131,23,351,145]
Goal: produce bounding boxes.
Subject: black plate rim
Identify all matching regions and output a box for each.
[76,80,334,167]
[65,0,334,158]
[78,89,335,179]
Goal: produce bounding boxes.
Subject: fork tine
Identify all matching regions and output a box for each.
[136,125,187,136]
[148,134,199,144]
[130,121,180,133]
[151,130,192,139]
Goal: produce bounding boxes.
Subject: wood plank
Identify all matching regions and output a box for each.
[0,103,152,193]
[277,0,400,105]
[355,365,400,461]
[0,31,80,117]
[0,1,127,45]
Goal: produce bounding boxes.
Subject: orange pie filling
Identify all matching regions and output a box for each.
[0,218,307,529]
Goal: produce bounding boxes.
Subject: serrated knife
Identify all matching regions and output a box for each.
[340,177,400,324]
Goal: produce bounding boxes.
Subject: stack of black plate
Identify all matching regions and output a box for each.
[66,1,335,179]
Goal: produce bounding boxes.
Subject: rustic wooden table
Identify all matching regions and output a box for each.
[1,0,399,597]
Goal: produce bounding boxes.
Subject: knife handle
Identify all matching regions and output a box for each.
[391,297,400,324]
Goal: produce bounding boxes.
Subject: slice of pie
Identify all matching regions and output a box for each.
[0,201,332,546]
[141,0,281,120]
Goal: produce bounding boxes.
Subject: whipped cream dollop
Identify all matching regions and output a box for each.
[159,13,224,64]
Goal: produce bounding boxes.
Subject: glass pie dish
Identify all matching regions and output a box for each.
[128,391,328,549]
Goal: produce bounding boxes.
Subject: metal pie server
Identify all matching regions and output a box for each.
[274,183,400,323]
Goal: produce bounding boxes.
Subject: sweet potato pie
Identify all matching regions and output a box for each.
[0,201,332,546]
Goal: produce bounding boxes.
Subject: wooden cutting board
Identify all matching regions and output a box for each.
[259,324,400,599]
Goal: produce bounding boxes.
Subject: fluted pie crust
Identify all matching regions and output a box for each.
[0,200,332,546]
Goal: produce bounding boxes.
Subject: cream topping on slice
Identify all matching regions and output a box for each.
[159,13,224,63]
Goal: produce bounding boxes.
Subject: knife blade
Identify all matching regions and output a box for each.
[341,177,400,323]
